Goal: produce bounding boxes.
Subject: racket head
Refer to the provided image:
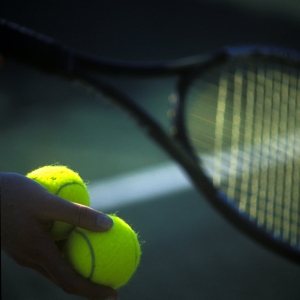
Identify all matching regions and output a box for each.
[170,46,300,262]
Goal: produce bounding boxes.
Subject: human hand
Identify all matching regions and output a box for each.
[1,172,118,300]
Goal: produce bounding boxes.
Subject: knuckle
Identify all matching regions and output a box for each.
[73,205,87,226]
[72,205,96,229]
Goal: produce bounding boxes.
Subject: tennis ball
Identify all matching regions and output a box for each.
[64,215,141,289]
[27,165,90,240]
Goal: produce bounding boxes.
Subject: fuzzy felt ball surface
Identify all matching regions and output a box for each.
[27,165,90,240]
[64,215,141,289]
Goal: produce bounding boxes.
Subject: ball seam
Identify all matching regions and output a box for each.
[74,228,96,280]
[47,182,87,232]
[55,182,85,195]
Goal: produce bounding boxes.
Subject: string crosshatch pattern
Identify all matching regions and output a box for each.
[1,18,299,264]
[174,57,299,249]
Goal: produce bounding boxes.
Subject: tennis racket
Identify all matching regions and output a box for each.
[1,18,299,264]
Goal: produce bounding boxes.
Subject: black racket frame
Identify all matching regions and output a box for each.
[1,18,299,264]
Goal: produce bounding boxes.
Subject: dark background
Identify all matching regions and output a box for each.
[1,1,300,299]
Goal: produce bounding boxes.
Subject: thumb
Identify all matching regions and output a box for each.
[42,194,114,232]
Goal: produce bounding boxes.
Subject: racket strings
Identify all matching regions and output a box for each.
[187,70,299,154]
[185,57,300,247]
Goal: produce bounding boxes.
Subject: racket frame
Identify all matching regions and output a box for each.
[1,18,299,264]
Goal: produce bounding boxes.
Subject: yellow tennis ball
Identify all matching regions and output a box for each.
[27,165,90,240]
[64,215,141,289]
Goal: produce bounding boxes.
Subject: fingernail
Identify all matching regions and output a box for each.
[97,214,114,230]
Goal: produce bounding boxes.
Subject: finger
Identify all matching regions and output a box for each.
[55,239,67,254]
[37,242,118,300]
[9,254,55,284]
[40,193,113,232]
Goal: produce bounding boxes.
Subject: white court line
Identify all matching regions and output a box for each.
[89,131,300,211]
[88,163,192,210]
